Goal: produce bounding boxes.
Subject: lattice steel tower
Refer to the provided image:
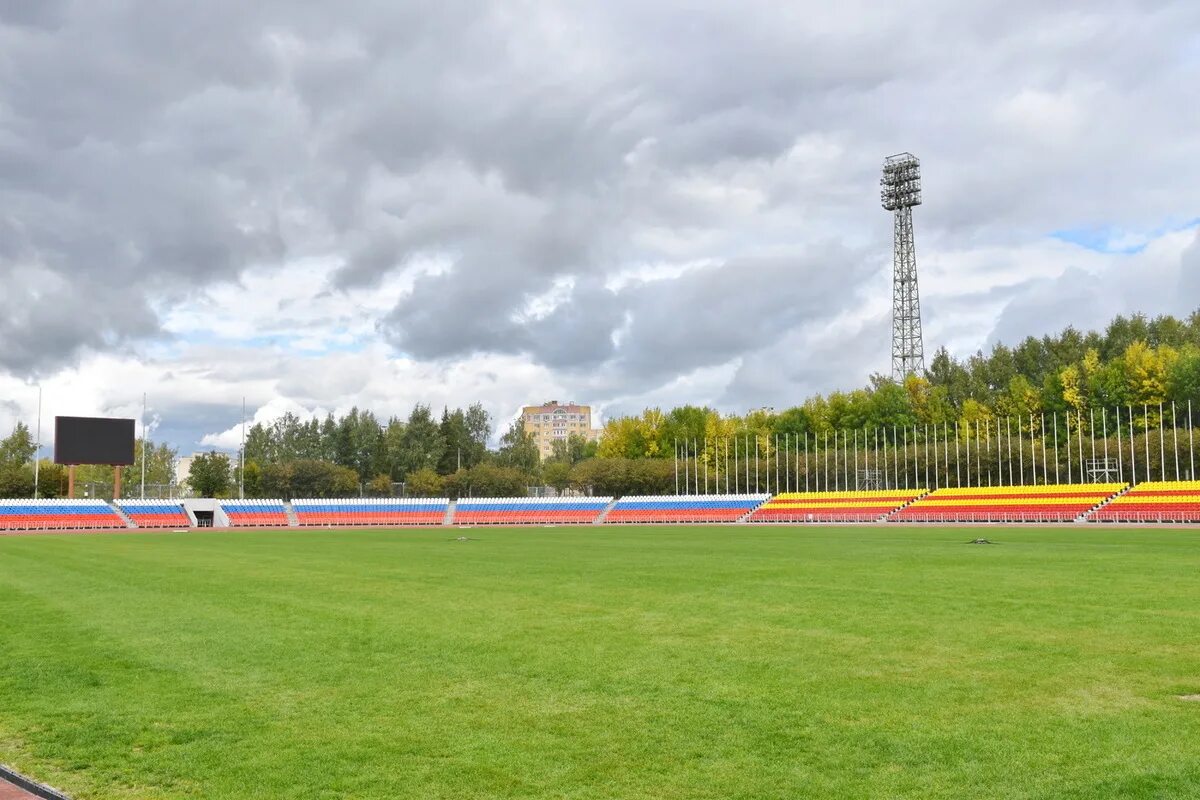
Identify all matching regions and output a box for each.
[881,153,925,380]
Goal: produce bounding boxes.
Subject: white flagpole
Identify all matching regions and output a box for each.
[1128,406,1137,485]
[1007,417,1013,485]
[1172,401,1180,481]
[33,385,42,499]
[141,392,147,499]
[1190,399,1196,481]
[1159,402,1166,482]
[1101,409,1109,482]
[1144,404,1151,483]
[1108,407,1118,482]
[1053,412,1060,484]
[674,439,679,495]
[1028,414,1036,485]
[1080,412,1089,482]
[1017,416,1024,486]
[1065,413,1072,484]
[955,419,964,489]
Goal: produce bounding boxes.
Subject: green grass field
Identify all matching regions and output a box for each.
[2,526,1199,799]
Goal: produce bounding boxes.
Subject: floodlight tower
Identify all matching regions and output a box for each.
[881,152,925,380]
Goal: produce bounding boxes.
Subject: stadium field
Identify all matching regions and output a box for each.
[2,526,1199,799]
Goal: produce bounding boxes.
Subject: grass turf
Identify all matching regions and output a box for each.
[1,526,1199,799]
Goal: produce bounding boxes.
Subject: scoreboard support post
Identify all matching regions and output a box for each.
[113,467,123,501]
[68,466,76,499]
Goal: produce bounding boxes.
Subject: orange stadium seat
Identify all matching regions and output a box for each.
[894,484,1125,523]
[1089,481,1200,523]
[748,489,925,523]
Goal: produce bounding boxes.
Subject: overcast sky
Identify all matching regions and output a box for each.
[1,0,1198,453]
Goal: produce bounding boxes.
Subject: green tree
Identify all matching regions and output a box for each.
[405,467,445,497]
[187,451,232,497]
[543,461,572,492]
[366,473,394,497]
[395,404,446,478]
[0,422,37,467]
[496,419,539,473]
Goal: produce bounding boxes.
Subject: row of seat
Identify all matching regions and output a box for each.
[1092,481,1200,523]
[292,498,448,526]
[606,494,770,523]
[220,500,289,527]
[894,484,1126,523]
[749,490,924,523]
[0,499,126,530]
[116,499,191,528]
[6,484,1200,530]
[455,496,613,525]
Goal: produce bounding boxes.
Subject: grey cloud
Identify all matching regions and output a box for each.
[2,0,1200,425]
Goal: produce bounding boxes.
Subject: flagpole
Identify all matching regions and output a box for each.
[1172,401,1180,480]
[33,385,42,499]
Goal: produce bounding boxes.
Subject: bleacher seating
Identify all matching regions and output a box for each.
[0,499,126,531]
[454,496,612,525]
[219,499,289,527]
[748,489,925,523]
[1089,481,1200,523]
[894,484,1125,523]
[116,499,191,528]
[605,494,769,524]
[292,497,448,526]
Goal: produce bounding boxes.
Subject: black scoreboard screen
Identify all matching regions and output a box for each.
[54,416,136,465]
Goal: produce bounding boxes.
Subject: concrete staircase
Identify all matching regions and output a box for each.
[882,489,932,522]
[1078,484,1131,522]
[444,499,457,526]
[736,497,770,523]
[283,501,300,527]
[594,497,620,524]
[109,501,137,529]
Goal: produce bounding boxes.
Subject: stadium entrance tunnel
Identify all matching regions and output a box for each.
[194,510,214,528]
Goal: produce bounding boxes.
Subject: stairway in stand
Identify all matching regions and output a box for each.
[109,501,137,529]
[594,497,620,524]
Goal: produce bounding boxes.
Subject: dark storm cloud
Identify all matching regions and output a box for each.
[2,0,1199,413]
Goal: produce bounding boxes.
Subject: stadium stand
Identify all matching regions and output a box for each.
[1089,481,1200,523]
[748,489,926,522]
[292,497,448,526]
[116,499,191,528]
[454,496,613,525]
[605,494,769,523]
[219,499,289,527]
[0,498,126,531]
[894,484,1125,522]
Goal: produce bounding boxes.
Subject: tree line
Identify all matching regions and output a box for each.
[597,310,1200,466]
[3,309,1199,499]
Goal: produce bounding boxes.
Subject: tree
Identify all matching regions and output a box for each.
[128,438,178,492]
[496,419,539,473]
[366,473,394,497]
[405,467,445,497]
[394,404,446,479]
[187,451,232,497]
[453,463,528,497]
[0,423,37,467]
[543,461,572,492]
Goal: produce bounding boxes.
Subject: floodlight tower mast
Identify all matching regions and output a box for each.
[881,153,925,380]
